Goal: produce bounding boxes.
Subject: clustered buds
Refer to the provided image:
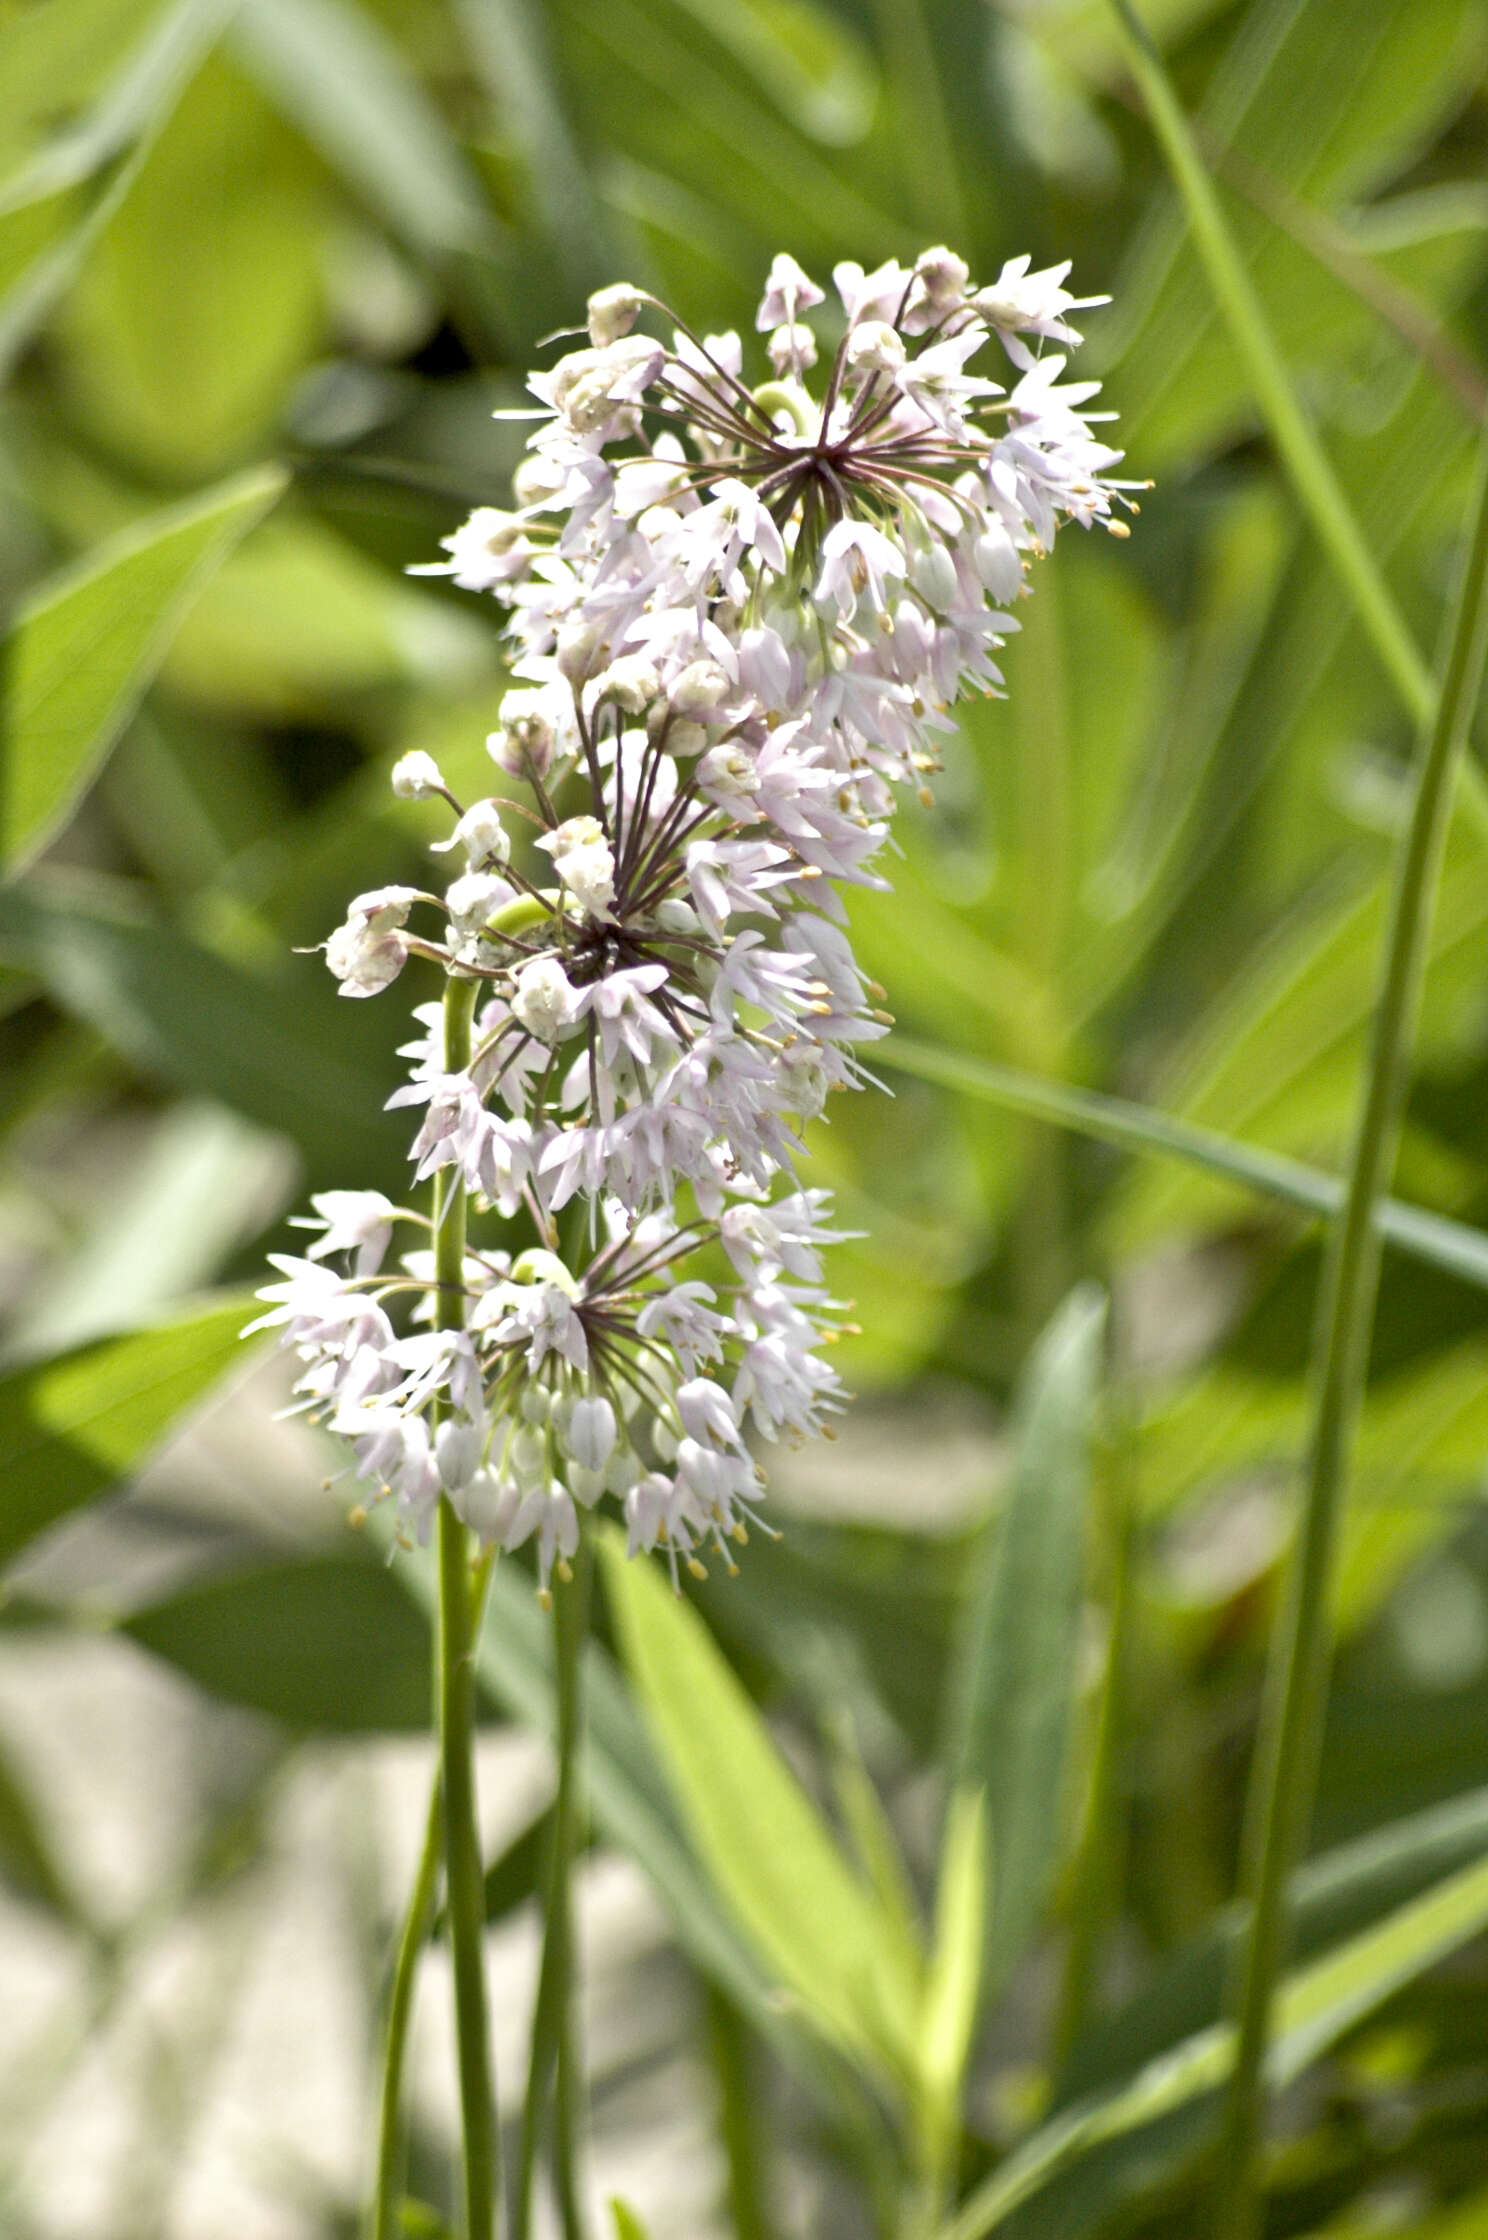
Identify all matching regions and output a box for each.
[256,246,1128,1591]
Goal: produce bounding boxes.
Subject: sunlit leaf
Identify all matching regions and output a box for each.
[12,1098,293,1356]
[918,1785,988,2172]
[161,511,491,720]
[0,1293,252,1569]
[2,467,285,876]
[55,54,331,477]
[601,1523,920,2083]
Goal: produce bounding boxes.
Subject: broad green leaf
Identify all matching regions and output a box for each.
[941,1845,1488,2239]
[125,1554,434,1729]
[601,1523,920,2083]
[0,1294,251,1569]
[455,0,615,305]
[233,0,494,262]
[2,467,285,876]
[918,1786,989,2172]
[55,55,330,478]
[0,0,186,187]
[608,2201,651,2240]
[0,871,400,1189]
[0,0,229,381]
[1111,0,1488,453]
[161,511,491,720]
[947,1285,1105,1996]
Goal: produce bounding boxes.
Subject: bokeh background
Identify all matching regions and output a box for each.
[4,0,1488,2234]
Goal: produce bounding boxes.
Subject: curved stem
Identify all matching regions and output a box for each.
[514,1522,592,2240]
[369,1775,444,2240]
[1213,442,1488,2240]
[434,971,498,2240]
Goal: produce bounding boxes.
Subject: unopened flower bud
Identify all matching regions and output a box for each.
[490,686,559,779]
[844,320,906,375]
[390,751,446,799]
[556,620,607,684]
[445,870,516,935]
[667,658,733,722]
[909,541,959,612]
[592,651,660,713]
[512,454,563,507]
[512,954,579,1040]
[972,525,1022,601]
[435,798,510,866]
[566,1395,617,1472]
[456,1467,520,1543]
[587,282,644,347]
[537,815,616,918]
[915,245,969,308]
[435,1418,482,1490]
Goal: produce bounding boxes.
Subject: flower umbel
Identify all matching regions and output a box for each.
[256,245,1127,1587]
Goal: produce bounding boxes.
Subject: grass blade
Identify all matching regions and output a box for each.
[1108,0,1434,727]
[940,1844,1488,2240]
[879,1037,1488,1294]
[1212,422,1488,2238]
[947,1287,1106,2000]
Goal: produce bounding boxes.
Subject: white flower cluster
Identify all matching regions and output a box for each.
[255,247,1125,1590]
[251,1188,846,1590]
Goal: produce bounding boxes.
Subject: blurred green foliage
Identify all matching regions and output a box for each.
[4,0,1488,2233]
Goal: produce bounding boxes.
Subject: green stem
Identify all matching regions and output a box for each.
[1051,1397,1136,2079]
[1213,443,1488,2240]
[370,1775,444,2240]
[704,1984,771,2240]
[1109,0,1434,730]
[434,971,497,2240]
[514,1523,592,2240]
